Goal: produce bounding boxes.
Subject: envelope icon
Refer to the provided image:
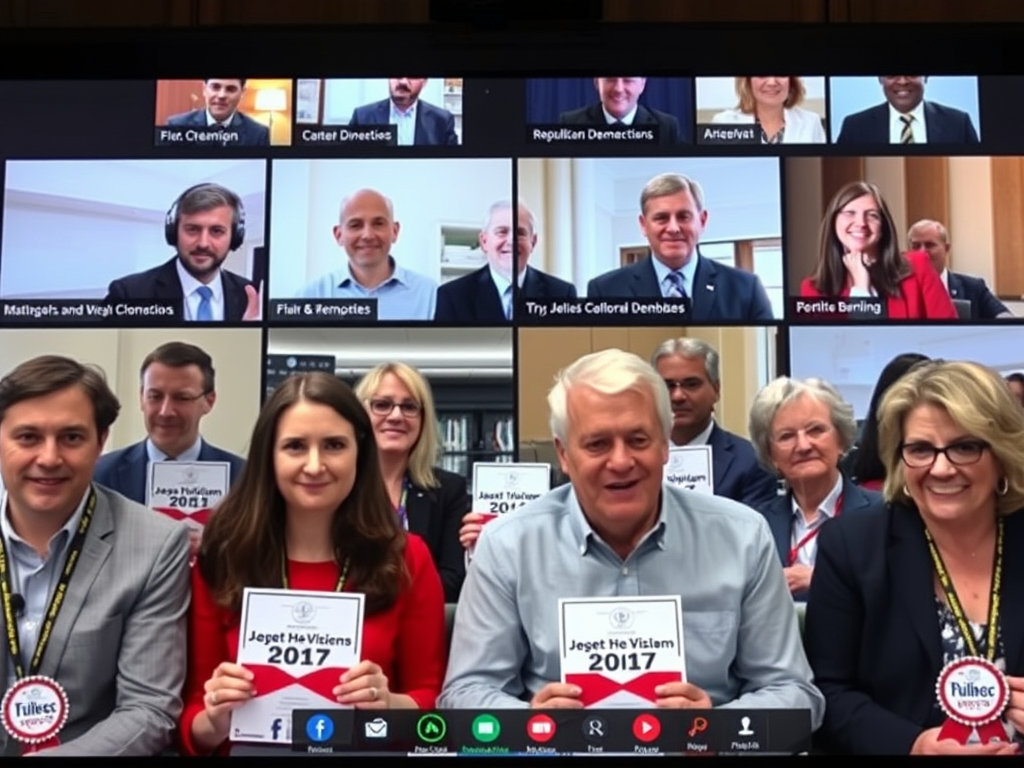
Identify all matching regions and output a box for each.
[365,718,388,738]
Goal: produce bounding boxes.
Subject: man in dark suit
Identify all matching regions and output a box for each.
[908,218,1012,319]
[93,342,245,557]
[166,78,270,146]
[652,338,779,512]
[558,77,685,145]
[835,76,979,145]
[587,172,774,321]
[0,355,189,756]
[435,199,575,323]
[348,77,458,146]
[105,182,261,322]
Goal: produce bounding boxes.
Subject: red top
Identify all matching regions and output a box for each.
[799,250,958,319]
[177,533,446,756]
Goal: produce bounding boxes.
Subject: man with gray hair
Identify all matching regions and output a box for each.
[297,188,437,320]
[653,337,778,509]
[586,173,774,321]
[440,347,824,731]
[435,199,574,322]
[908,218,1012,319]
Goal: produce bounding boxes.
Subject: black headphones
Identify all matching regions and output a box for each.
[164,182,246,252]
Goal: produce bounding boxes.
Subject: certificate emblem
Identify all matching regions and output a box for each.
[610,606,635,630]
[935,657,1010,744]
[292,600,317,624]
[1,676,69,750]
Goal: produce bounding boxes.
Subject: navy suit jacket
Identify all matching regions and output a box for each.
[759,477,881,602]
[948,271,1010,319]
[93,439,246,506]
[434,266,507,324]
[406,467,470,603]
[105,257,253,322]
[349,98,458,146]
[165,109,270,146]
[587,255,774,321]
[521,266,577,300]
[705,424,780,511]
[805,502,1024,755]
[558,102,686,145]
[835,101,979,145]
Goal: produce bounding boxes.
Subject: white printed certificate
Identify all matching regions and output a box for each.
[230,588,365,743]
[664,446,714,495]
[559,596,685,708]
[146,460,231,531]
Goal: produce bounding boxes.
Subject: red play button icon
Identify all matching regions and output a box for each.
[632,713,661,742]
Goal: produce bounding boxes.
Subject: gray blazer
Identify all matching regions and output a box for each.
[1,485,191,756]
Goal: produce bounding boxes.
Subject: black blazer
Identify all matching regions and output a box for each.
[105,257,254,322]
[165,109,270,146]
[835,101,980,145]
[759,477,881,602]
[586,255,774,321]
[558,102,685,145]
[805,502,1024,754]
[705,423,779,511]
[434,266,506,324]
[407,467,470,603]
[349,98,458,146]
[948,271,1010,319]
[521,266,577,300]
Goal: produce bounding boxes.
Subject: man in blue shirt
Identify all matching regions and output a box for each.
[297,188,437,320]
[440,348,823,727]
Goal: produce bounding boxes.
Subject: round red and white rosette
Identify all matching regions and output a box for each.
[1,675,69,753]
[935,657,1011,744]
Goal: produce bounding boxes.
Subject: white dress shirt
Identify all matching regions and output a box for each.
[888,102,928,144]
[175,260,225,321]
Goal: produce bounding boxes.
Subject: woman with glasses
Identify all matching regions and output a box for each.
[179,373,446,755]
[805,360,1024,755]
[354,363,468,602]
[748,376,881,601]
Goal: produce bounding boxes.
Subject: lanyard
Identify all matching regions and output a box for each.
[788,493,843,567]
[395,479,410,532]
[925,517,1003,661]
[0,489,97,680]
[280,556,350,592]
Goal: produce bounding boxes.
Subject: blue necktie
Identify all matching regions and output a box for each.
[504,287,513,321]
[665,271,688,299]
[196,286,213,322]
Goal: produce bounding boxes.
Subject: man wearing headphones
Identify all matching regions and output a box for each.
[105,183,261,322]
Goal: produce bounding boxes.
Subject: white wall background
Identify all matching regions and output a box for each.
[317,79,446,125]
[0,159,267,299]
[695,76,826,114]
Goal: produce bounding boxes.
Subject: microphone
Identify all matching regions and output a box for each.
[10,594,25,618]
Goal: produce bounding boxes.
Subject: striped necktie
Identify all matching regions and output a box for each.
[665,271,688,299]
[899,114,914,144]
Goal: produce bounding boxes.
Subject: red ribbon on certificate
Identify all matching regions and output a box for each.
[243,665,349,699]
[153,507,213,526]
[937,717,1008,745]
[565,671,683,707]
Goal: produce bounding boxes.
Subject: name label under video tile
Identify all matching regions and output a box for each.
[527,125,660,145]
[522,297,690,324]
[789,297,888,320]
[295,126,397,146]
[0,299,178,324]
[269,298,379,323]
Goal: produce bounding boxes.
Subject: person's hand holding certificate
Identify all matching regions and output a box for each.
[558,596,687,708]
[227,588,365,743]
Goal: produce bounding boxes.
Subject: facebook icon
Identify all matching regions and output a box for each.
[270,718,283,740]
[306,713,335,743]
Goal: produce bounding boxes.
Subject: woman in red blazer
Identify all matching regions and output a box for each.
[799,181,957,320]
[178,372,446,756]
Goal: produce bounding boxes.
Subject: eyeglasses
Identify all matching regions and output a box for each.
[368,398,422,418]
[143,391,209,405]
[900,440,988,468]
[771,423,833,449]
[663,378,706,393]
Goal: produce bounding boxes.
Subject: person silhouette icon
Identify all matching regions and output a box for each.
[738,716,755,736]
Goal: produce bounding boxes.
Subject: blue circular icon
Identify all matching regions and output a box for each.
[306,713,335,743]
